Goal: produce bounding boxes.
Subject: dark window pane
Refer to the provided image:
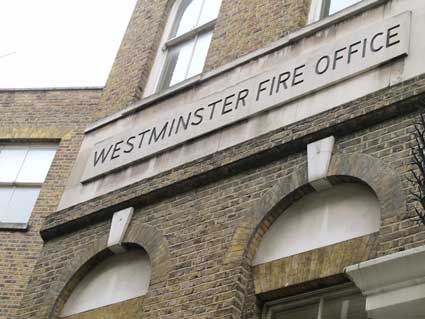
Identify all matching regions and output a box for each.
[323,293,368,319]
[274,302,318,319]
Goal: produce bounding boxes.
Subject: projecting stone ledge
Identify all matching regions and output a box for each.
[345,245,425,319]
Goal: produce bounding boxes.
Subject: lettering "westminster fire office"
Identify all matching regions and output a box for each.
[83,13,410,182]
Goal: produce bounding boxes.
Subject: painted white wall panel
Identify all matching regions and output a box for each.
[60,250,150,317]
[252,184,380,265]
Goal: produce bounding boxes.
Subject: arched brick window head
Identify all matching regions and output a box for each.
[60,248,150,317]
[253,183,380,266]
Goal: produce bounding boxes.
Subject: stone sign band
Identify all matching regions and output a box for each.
[82,12,411,182]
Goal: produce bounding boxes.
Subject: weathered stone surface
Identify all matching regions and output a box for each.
[253,236,371,297]
[5,1,425,319]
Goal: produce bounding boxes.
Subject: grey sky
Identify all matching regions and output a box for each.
[0,0,137,89]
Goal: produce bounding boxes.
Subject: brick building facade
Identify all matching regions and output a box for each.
[2,0,425,318]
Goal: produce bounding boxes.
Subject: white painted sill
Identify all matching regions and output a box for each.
[0,222,29,231]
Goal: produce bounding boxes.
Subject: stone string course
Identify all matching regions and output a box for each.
[3,0,425,318]
[42,74,425,237]
[18,78,425,318]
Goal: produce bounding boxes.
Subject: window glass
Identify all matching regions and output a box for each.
[198,0,222,26]
[0,148,27,183]
[323,293,367,318]
[148,0,222,94]
[187,31,213,78]
[0,145,56,226]
[173,0,203,37]
[1,187,41,224]
[163,38,196,88]
[17,148,56,183]
[274,303,318,319]
[267,288,367,319]
[328,0,362,15]
[0,187,14,217]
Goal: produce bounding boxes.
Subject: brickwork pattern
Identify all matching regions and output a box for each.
[95,0,169,118]
[336,113,424,257]
[64,298,141,319]
[243,152,405,297]
[46,222,170,318]
[0,0,317,316]
[17,93,425,318]
[0,88,102,319]
[95,0,311,118]
[7,0,425,318]
[41,73,425,235]
[205,0,311,71]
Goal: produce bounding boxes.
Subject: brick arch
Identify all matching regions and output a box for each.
[328,153,405,220]
[48,234,110,319]
[225,152,406,267]
[47,222,170,319]
[224,152,406,311]
[123,222,171,285]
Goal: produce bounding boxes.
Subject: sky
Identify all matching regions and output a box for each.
[0,0,137,89]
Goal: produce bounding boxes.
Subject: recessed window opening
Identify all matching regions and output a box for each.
[309,0,363,23]
[264,284,367,319]
[324,0,363,16]
[145,0,222,95]
[0,144,57,226]
[253,183,380,266]
[60,247,151,317]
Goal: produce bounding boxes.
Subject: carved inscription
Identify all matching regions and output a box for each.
[82,12,411,182]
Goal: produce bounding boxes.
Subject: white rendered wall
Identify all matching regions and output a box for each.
[60,249,151,317]
[252,184,380,266]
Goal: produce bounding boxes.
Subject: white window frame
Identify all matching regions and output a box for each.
[144,0,220,96]
[308,0,363,23]
[262,284,366,319]
[0,144,57,229]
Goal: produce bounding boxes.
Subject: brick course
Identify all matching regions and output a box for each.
[4,0,425,318]
[205,0,311,71]
[17,82,425,317]
[95,0,312,118]
[0,88,102,319]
